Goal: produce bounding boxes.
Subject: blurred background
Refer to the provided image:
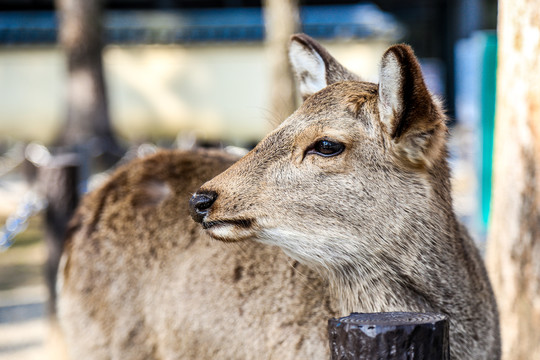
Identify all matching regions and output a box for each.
[0,0,500,359]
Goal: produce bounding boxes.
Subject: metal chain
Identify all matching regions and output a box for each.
[0,142,46,252]
[0,191,47,252]
[0,142,155,251]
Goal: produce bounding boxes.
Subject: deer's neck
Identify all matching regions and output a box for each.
[325,262,429,316]
[319,162,468,316]
[325,215,462,316]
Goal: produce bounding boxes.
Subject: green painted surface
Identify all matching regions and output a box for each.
[480,33,497,228]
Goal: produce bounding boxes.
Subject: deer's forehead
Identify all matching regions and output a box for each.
[279,82,379,136]
[297,82,379,121]
[303,81,378,107]
[255,82,379,155]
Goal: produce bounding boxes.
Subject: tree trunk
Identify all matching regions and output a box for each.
[486,1,540,359]
[56,0,121,165]
[264,0,300,124]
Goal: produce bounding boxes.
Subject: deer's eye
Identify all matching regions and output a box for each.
[307,139,345,157]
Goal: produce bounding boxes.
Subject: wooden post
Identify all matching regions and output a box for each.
[328,312,449,359]
[37,153,80,317]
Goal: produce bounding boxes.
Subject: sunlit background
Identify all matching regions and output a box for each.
[0,1,498,358]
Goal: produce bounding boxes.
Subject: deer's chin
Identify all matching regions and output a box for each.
[202,219,257,242]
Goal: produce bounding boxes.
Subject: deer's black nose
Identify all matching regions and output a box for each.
[189,191,217,223]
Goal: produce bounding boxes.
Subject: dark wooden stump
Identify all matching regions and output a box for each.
[37,153,80,318]
[328,312,449,360]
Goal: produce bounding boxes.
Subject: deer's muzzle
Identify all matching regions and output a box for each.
[189,191,217,223]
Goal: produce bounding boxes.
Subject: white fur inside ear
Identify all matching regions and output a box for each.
[378,53,403,132]
[289,40,327,99]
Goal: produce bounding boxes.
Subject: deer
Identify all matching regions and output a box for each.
[57,34,500,359]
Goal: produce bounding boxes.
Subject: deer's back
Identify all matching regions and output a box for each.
[58,149,336,360]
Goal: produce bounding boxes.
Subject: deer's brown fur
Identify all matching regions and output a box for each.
[58,34,500,359]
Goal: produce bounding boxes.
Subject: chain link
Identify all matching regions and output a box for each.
[0,191,47,252]
[0,142,43,251]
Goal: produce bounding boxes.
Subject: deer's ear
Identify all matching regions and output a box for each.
[289,33,359,100]
[378,44,446,168]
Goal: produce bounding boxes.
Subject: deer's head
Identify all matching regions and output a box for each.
[190,34,448,269]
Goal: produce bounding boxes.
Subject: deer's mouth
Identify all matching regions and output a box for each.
[202,219,252,230]
[202,219,257,242]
